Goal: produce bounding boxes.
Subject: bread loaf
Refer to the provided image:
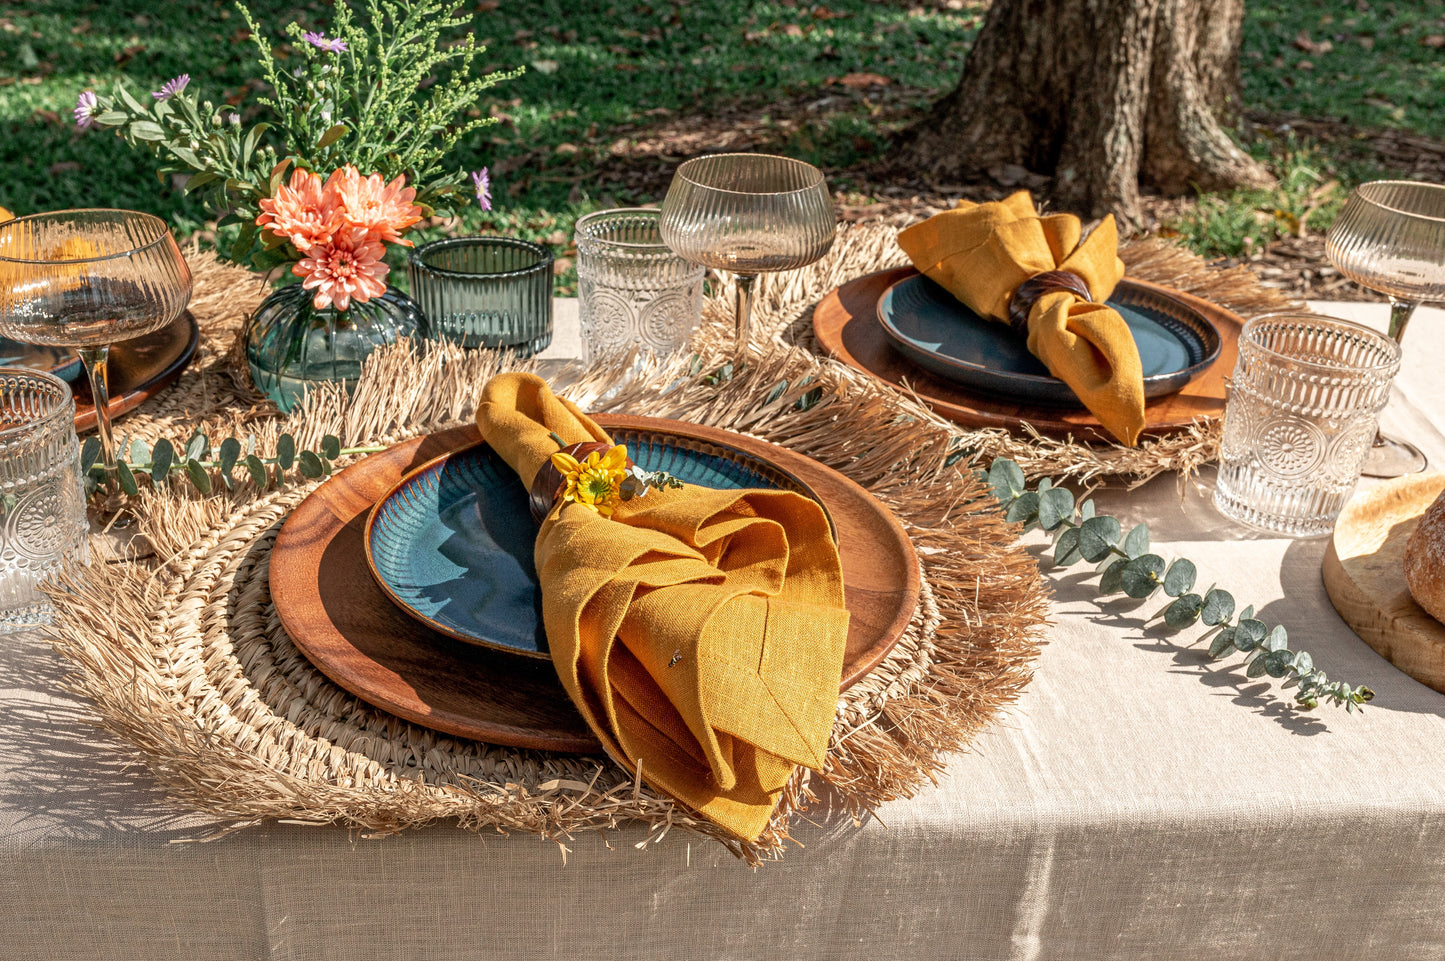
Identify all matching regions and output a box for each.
[1404,490,1445,623]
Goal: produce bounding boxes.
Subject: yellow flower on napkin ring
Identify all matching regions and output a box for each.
[552,444,629,517]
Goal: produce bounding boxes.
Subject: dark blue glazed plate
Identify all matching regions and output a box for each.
[365,427,829,659]
[876,275,1221,408]
[0,337,81,382]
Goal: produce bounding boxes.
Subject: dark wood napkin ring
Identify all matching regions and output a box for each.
[1007,269,1093,335]
[528,441,630,523]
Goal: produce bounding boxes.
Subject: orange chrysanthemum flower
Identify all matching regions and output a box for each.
[292,226,389,311]
[328,164,423,247]
[257,168,341,250]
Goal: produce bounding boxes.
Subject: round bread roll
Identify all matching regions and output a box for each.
[1404,490,1445,623]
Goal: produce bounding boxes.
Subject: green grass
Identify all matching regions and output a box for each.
[1,0,1442,270]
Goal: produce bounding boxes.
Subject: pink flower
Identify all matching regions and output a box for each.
[256,168,342,250]
[293,227,389,310]
[153,74,189,101]
[327,165,422,246]
[73,91,99,130]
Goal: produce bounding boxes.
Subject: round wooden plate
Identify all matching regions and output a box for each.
[72,309,199,433]
[270,416,921,752]
[1323,473,1445,694]
[813,267,1245,440]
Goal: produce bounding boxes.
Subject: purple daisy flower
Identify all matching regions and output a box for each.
[471,168,491,211]
[73,90,99,130]
[152,74,190,101]
[302,31,348,54]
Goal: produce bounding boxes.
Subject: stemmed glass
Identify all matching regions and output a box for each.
[1325,181,1445,477]
[659,153,836,352]
[0,210,192,512]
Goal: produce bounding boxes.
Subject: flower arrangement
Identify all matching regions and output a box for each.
[74,0,519,311]
[549,441,684,518]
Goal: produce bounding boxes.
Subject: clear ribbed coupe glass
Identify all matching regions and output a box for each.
[659,153,836,351]
[1325,180,1445,477]
[0,209,192,512]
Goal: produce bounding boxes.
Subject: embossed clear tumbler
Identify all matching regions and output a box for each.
[1214,312,1402,537]
[0,367,88,632]
[575,208,704,363]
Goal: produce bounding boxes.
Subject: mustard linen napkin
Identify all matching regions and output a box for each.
[896,190,1145,446]
[476,373,850,841]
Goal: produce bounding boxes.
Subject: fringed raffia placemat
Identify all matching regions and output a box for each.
[45,249,1049,863]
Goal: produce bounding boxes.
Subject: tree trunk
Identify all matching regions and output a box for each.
[893,0,1275,222]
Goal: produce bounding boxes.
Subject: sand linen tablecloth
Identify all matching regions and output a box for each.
[2,299,1445,961]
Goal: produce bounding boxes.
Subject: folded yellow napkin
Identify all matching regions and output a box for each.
[476,373,850,841]
[896,190,1145,446]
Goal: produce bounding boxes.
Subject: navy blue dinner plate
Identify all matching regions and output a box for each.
[876,275,1221,408]
[365,427,828,658]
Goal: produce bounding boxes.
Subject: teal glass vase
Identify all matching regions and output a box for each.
[244,282,427,412]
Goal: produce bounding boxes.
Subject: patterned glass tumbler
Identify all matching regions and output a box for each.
[1214,312,1402,537]
[575,209,705,363]
[407,237,554,356]
[0,367,88,631]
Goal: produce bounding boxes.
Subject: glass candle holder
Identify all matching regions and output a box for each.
[575,208,705,363]
[1214,312,1402,537]
[0,367,88,631]
[407,237,554,356]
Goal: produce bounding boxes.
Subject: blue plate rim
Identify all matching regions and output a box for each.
[875,275,1222,404]
[363,427,834,659]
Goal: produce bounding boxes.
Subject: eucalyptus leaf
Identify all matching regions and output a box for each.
[80,437,102,474]
[1209,628,1237,658]
[1247,653,1270,678]
[1263,649,1294,677]
[277,434,296,470]
[1079,499,1095,521]
[1292,651,1314,674]
[150,439,174,486]
[1165,593,1204,628]
[1123,523,1150,559]
[764,379,788,405]
[1005,490,1039,525]
[1201,589,1235,626]
[1078,515,1122,563]
[1037,487,1074,531]
[298,450,324,478]
[186,432,209,461]
[987,459,1025,501]
[116,460,139,497]
[1234,618,1267,652]
[219,437,242,476]
[1162,558,1197,597]
[1054,527,1082,567]
[245,454,268,489]
[1120,554,1165,599]
[1263,624,1289,652]
[128,438,149,465]
[320,435,341,460]
[1099,559,1127,595]
[185,458,212,495]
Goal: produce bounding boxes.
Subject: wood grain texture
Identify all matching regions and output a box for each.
[813,266,1244,440]
[72,310,199,433]
[1323,473,1445,695]
[271,417,921,752]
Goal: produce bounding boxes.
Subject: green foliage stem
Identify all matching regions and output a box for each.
[985,459,1374,713]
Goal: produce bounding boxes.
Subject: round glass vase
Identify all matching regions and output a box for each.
[244,283,427,412]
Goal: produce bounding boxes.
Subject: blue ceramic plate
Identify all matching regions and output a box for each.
[876,275,1221,408]
[0,336,81,382]
[365,427,829,659]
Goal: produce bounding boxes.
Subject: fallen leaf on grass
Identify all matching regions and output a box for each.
[1423,35,1445,49]
[833,72,891,88]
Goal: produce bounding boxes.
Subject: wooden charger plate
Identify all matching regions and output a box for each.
[1323,473,1445,694]
[813,267,1245,440]
[73,310,199,433]
[270,416,921,753]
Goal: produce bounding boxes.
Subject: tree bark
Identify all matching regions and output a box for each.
[893,0,1274,222]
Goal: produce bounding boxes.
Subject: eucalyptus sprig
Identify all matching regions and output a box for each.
[985,459,1374,713]
[82,430,381,497]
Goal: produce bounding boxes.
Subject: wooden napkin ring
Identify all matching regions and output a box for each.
[1007,270,1093,335]
[528,441,631,524]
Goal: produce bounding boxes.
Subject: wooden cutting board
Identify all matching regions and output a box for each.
[1322,473,1445,693]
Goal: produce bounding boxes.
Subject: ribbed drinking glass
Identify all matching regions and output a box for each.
[1325,180,1445,477]
[0,367,88,631]
[407,237,554,356]
[0,209,192,515]
[659,154,836,351]
[1214,312,1402,537]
